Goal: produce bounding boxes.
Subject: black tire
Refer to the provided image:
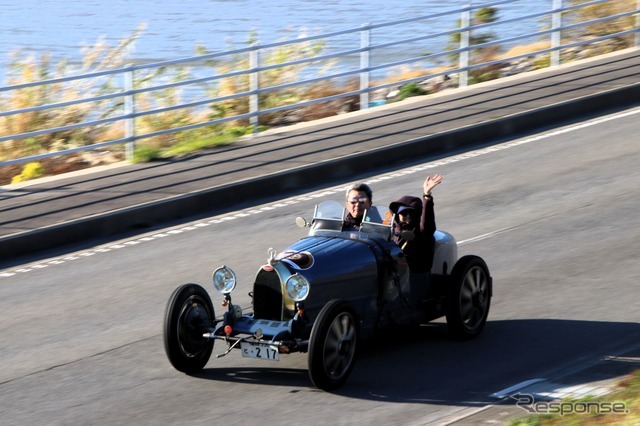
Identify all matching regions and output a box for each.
[308,300,359,391]
[446,255,492,339]
[163,283,215,374]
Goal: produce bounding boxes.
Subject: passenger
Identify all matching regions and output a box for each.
[343,182,373,230]
[389,174,443,274]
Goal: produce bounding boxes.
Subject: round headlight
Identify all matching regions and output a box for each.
[212,266,236,294]
[285,274,310,302]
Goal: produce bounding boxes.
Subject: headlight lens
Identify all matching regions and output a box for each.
[212,266,236,294]
[285,274,310,302]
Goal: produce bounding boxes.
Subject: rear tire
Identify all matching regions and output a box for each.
[446,256,492,339]
[308,300,358,391]
[163,283,215,374]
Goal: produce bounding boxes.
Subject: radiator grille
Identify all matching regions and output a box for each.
[253,268,283,320]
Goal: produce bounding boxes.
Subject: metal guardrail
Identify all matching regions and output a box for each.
[1,0,638,168]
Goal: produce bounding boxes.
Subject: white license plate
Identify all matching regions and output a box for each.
[240,342,280,361]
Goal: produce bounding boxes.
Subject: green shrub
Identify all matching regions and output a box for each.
[132,146,162,163]
[532,55,551,70]
[391,82,430,102]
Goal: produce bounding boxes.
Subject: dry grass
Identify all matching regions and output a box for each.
[510,369,640,426]
[499,42,552,59]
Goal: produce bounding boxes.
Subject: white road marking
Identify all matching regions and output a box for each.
[491,378,615,401]
[2,107,639,278]
[458,230,506,246]
[490,379,547,399]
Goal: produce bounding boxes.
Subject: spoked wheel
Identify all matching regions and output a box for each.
[446,255,492,339]
[308,300,358,391]
[163,283,215,374]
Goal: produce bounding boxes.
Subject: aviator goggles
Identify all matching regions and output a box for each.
[348,197,369,205]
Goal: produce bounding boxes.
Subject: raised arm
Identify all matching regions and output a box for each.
[423,174,443,196]
[420,174,442,235]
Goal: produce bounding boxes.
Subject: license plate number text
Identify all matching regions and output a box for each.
[240,342,280,361]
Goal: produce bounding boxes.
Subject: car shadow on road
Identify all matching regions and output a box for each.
[190,319,640,407]
[191,318,640,405]
[338,318,640,404]
[194,365,311,388]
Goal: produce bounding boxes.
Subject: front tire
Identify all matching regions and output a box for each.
[446,256,492,339]
[163,283,215,374]
[308,300,359,391]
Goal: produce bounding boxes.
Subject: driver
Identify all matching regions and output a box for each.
[343,182,373,230]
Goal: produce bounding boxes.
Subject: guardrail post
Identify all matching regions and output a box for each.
[249,47,260,133]
[459,6,471,88]
[360,24,371,110]
[551,0,563,67]
[123,68,135,162]
[636,0,640,47]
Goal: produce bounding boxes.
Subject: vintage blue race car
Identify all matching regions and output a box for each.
[163,200,492,390]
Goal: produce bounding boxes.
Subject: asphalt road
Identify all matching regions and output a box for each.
[1,106,640,425]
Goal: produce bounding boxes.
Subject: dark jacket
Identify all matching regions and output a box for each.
[389,195,436,273]
[343,212,362,230]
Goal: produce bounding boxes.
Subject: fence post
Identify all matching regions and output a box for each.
[360,24,371,110]
[249,46,260,133]
[551,0,563,67]
[459,6,471,88]
[636,0,640,47]
[123,68,135,162]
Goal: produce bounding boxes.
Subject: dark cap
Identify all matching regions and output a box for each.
[389,195,422,214]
